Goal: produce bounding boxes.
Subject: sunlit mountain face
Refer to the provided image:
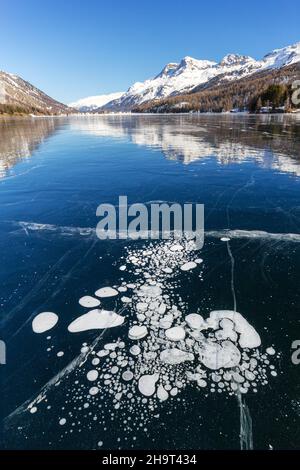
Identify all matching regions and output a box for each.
[0,71,70,114]
[100,42,300,111]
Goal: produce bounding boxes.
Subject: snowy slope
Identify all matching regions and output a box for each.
[102,42,300,111]
[69,92,124,111]
[0,71,70,113]
[261,42,300,69]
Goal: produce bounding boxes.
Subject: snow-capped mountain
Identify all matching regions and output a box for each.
[0,71,70,114]
[261,42,300,69]
[69,92,124,112]
[102,42,300,111]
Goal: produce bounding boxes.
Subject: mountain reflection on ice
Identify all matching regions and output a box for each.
[0,117,62,178]
[69,114,300,176]
[0,115,299,450]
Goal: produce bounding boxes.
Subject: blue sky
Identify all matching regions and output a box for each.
[1,0,300,103]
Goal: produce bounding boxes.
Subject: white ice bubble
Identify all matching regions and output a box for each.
[87,370,99,381]
[160,348,194,365]
[158,303,167,314]
[126,283,136,289]
[59,418,66,426]
[200,340,241,370]
[197,379,207,388]
[266,347,276,355]
[138,374,159,397]
[118,286,127,292]
[79,296,100,308]
[128,325,148,340]
[95,287,119,298]
[185,313,204,330]
[97,349,109,357]
[163,267,173,274]
[138,284,162,299]
[68,309,124,333]
[89,386,99,396]
[130,345,141,356]
[136,302,148,312]
[32,312,58,334]
[215,318,237,342]
[180,261,197,271]
[159,314,174,329]
[209,310,261,349]
[104,342,117,350]
[245,370,255,381]
[170,244,183,252]
[232,372,245,383]
[165,326,186,342]
[122,370,134,381]
[157,385,169,401]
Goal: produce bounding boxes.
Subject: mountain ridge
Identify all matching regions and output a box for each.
[1,41,299,115]
[98,41,300,112]
[0,71,72,115]
[133,63,300,113]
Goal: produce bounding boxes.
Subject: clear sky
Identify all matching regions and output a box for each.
[1,0,300,104]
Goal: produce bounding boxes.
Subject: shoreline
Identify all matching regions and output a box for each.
[1,110,300,119]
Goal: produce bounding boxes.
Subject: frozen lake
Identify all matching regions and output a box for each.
[0,114,300,449]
